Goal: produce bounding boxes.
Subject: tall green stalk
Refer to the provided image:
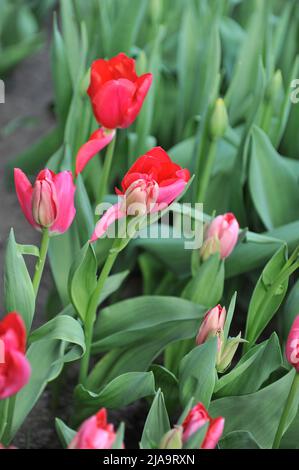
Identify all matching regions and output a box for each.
[97,134,117,203]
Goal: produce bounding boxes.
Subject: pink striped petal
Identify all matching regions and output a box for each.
[76,128,115,176]
[14,168,38,229]
[91,202,125,242]
[51,171,76,234]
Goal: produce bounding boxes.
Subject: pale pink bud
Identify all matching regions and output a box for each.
[286,316,299,372]
[205,213,239,259]
[196,305,226,349]
[121,178,159,216]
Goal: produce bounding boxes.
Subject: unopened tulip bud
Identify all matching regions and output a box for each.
[200,234,221,261]
[159,426,183,449]
[196,305,226,348]
[122,178,159,217]
[266,69,283,101]
[32,179,58,228]
[286,316,299,372]
[209,98,228,140]
[217,333,244,373]
[204,213,239,259]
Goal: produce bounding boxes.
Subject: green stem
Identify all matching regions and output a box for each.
[79,246,119,384]
[1,395,16,446]
[32,229,50,296]
[272,372,299,449]
[196,139,217,203]
[97,133,117,204]
[0,399,9,441]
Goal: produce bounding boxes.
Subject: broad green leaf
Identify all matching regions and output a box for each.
[210,370,298,449]
[68,243,97,321]
[141,390,170,449]
[215,333,282,397]
[55,418,76,448]
[245,244,289,348]
[74,372,155,423]
[150,365,179,414]
[249,126,299,229]
[219,431,261,449]
[179,338,217,408]
[4,229,35,331]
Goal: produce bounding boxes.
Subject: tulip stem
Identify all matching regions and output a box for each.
[97,133,117,204]
[0,399,9,441]
[32,229,50,296]
[79,244,119,384]
[196,139,217,204]
[272,372,299,449]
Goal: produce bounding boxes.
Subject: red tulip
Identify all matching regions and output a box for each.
[196,305,226,349]
[91,146,190,241]
[14,168,76,234]
[0,313,31,399]
[88,53,152,130]
[182,403,224,449]
[75,53,152,175]
[286,316,299,372]
[69,409,120,449]
[202,213,239,259]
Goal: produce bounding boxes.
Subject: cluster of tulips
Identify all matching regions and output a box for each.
[2,49,299,450]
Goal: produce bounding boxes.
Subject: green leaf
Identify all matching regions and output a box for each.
[4,229,35,331]
[68,243,97,321]
[245,244,289,348]
[219,431,261,449]
[150,365,179,414]
[74,372,155,422]
[179,338,217,407]
[16,244,39,257]
[75,175,95,244]
[249,126,299,230]
[182,255,224,307]
[99,271,129,305]
[112,422,125,449]
[215,333,282,397]
[55,418,76,448]
[92,296,204,352]
[210,370,298,449]
[141,390,170,449]
[29,315,86,363]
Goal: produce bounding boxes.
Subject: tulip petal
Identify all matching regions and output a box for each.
[50,171,76,234]
[14,168,38,229]
[123,73,153,127]
[76,128,116,176]
[0,350,31,399]
[91,202,125,241]
[157,179,187,205]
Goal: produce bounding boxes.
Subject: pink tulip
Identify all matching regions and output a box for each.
[204,213,239,259]
[0,313,31,399]
[182,403,224,449]
[69,409,119,449]
[286,316,299,372]
[91,147,190,241]
[14,168,76,234]
[75,128,115,176]
[196,305,226,349]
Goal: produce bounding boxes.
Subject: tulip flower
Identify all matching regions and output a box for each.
[68,408,119,449]
[91,146,190,241]
[196,305,226,349]
[201,213,239,260]
[0,313,31,399]
[76,52,153,175]
[182,403,224,449]
[286,315,299,372]
[14,168,76,235]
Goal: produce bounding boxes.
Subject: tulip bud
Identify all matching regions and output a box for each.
[32,179,58,228]
[266,69,283,102]
[286,316,299,372]
[159,426,183,449]
[200,234,221,261]
[121,178,159,217]
[196,305,226,348]
[217,333,244,373]
[209,98,228,140]
[204,213,239,260]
